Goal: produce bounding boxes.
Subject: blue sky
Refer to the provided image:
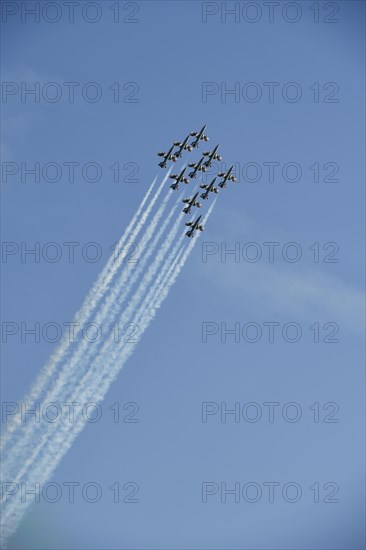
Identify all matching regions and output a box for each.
[1,1,365,548]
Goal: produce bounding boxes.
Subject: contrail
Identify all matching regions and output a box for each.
[0,174,164,452]
[0,187,217,545]
[50,198,216,438]
[6,207,187,496]
[1,175,175,479]
[134,198,217,335]
[0,207,185,542]
[86,199,217,405]
[3,172,169,488]
[50,207,186,427]
[35,183,177,404]
[1,189,182,484]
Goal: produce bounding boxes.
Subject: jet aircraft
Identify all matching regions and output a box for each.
[218,166,236,188]
[188,157,206,178]
[182,192,201,214]
[158,145,176,168]
[174,135,192,158]
[190,125,209,148]
[200,177,219,200]
[185,215,204,237]
[169,168,189,190]
[202,145,222,168]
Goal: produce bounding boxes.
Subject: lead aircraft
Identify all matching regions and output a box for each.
[190,125,209,148]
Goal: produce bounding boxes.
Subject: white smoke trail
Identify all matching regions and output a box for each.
[124,198,217,352]
[2,191,182,481]
[33,184,176,405]
[0,207,185,541]
[85,199,217,406]
[10,210,186,489]
[1,177,176,479]
[0,193,216,545]
[40,199,216,461]
[53,208,186,417]
[0,175,163,451]
[5,198,213,489]
[35,171,170,387]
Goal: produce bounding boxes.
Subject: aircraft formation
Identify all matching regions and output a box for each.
[157,125,236,237]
